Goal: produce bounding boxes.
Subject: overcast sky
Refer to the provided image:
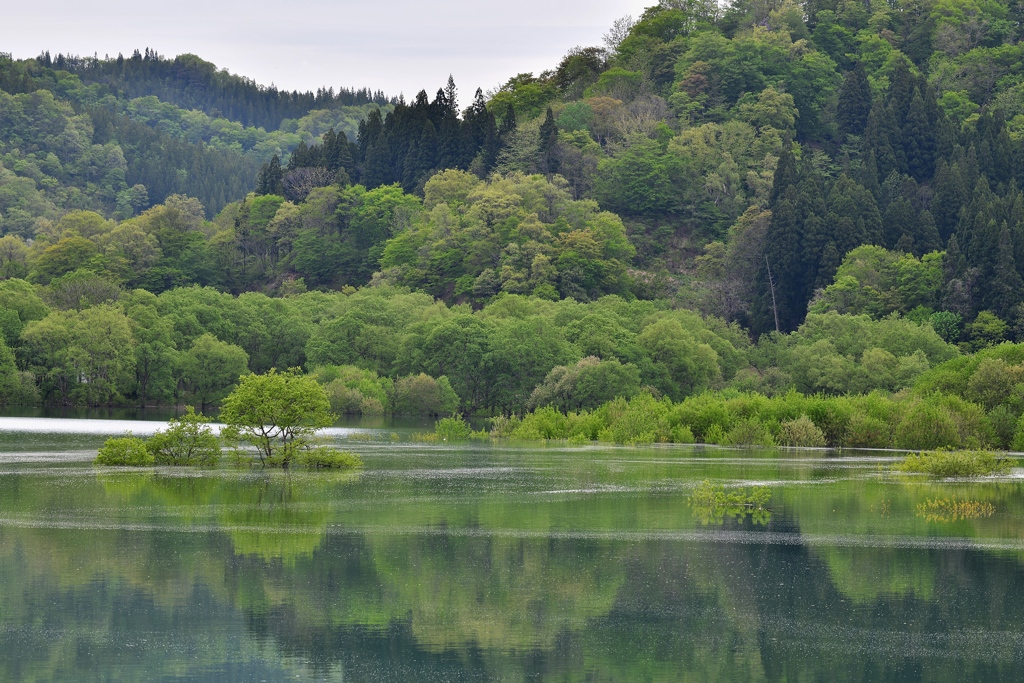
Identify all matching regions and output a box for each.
[2,0,652,103]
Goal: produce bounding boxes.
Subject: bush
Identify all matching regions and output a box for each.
[95,435,154,466]
[689,480,771,525]
[146,407,220,466]
[703,423,727,445]
[895,449,1013,477]
[780,415,826,447]
[671,425,695,444]
[604,392,671,444]
[845,413,891,448]
[724,418,775,447]
[299,447,363,470]
[434,415,472,441]
[988,405,1017,450]
[894,402,961,450]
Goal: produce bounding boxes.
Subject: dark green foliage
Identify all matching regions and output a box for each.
[837,63,871,138]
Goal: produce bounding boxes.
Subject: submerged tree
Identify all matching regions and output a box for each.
[220,368,340,468]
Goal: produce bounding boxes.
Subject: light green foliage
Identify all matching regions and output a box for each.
[896,449,1013,478]
[379,171,634,303]
[146,407,220,466]
[528,356,641,412]
[95,435,154,467]
[0,335,37,406]
[755,312,958,395]
[724,418,776,447]
[496,387,998,451]
[433,415,473,441]
[21,304,136,406]
[391,374,460,416]
[810,246,944,318]
[689,481,772,525]
[779,415,827,447]
[894,396,990,451]
[0,278,49,324]
[965,312,1009,352]
[179,333,249,411]
[220,369,336,468]
[637,318,723,400]
[487,73,558,121]
[314,364,392,416]
[297,447,363,470]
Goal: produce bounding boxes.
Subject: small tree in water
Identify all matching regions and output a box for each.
[147,407,220,466]
[221,368,339,468]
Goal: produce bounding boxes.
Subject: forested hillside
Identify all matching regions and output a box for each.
[7,0,1024,422]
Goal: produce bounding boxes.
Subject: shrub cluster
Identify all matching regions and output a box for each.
[95,410,220,467]
[895,449,1013,478]
[491,389,1006,450]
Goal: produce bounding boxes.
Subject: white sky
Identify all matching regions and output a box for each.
[2,0,653,103]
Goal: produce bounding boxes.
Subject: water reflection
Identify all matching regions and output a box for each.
[1,418,1024,680]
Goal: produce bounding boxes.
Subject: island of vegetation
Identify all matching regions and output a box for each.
[4,0,1024,467]
[96,370,362,469]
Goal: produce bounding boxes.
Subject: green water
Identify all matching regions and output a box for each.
[2,419,1024,681]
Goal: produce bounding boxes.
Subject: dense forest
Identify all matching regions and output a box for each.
[6,0,1024,435]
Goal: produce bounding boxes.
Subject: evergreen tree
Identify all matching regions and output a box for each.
[255,155,284,196]
[758,186,805,332]
[837,62,871,138]
[988,224,1024,318]
[769,142,798,207]
[902,90,935,180]
[538,107,560,175]
[931,160,967,242]
[499,105,517,140]
[883,196,919,250]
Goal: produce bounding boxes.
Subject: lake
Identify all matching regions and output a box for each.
[1,417,1023,681]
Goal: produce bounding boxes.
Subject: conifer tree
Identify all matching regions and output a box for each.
[837,62,871,138]
[499,105,517,140]
[255,155,284,196]
[902,90,935,180]
[759,186,805,332]
[769,142,798,206]
[538,107,560,175]
[989,224,1024,318]
[931,160,967,242]
[914,211,942,255]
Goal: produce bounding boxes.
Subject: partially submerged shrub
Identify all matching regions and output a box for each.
[689,480,771,525]
[434,415,472,441]
[724,418,775,447]
[299,447,363,470]
[779,415,826,447]
[895,449,1013,477]
[846,413,891,448]
[95,435,154,467]
[146,407,220,466]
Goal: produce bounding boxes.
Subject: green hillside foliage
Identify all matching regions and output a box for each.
[8,1,1024,417]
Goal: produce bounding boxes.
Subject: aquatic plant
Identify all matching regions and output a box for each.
[95,435,154,467]
[916,498,995,523]
[895,449,1013,477]
[298,448,363,470]
[689,480,771,525]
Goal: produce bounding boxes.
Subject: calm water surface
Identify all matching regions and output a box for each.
[1,417,1023,681]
